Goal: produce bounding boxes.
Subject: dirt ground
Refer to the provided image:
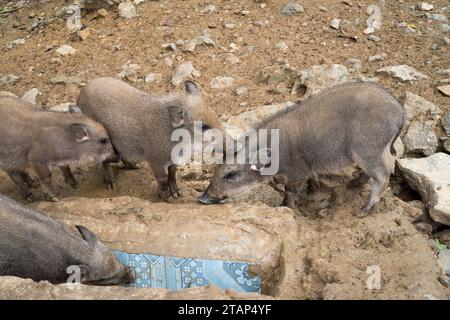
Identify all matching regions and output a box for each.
[0,0,449,299]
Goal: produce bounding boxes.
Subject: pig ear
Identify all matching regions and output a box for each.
[76,225,100,246]
[169,105,187,128]
[184,80,201,96]
[68,105,82,114]
[71,123,91,142]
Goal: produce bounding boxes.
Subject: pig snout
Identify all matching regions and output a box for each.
[198,192,218,205]
[198,191,228,205]
[124,266,135,284]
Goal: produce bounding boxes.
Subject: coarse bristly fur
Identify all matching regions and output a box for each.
[0,194,133,285]
[77,77,226,201]
[0,96,114,201]
[200,82,406,216]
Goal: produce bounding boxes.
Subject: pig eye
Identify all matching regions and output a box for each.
[99,138,109,145]
[224,172,240,183]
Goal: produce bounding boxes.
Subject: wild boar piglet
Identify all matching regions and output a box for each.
[0,96,114,201]
[199,82,405,216]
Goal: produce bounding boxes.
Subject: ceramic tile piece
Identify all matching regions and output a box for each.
[114,251,261,293]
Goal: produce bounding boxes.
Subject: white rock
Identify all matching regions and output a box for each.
[438,85,450,96]
[183,39,198,52]
[364,5,382,34]
[118,2,137,19]
[198,30,215,46]
[171,61,197,86]
[292,64,349,97]
[0,74,20,86]
[437,68,450,76]
[330,18,341,29]
[0,91,18,98]
[234,86,248,96]
[368,54,385,62]
[117,61,140,80]
[418,2,434,11]
[224,23,235,29]
[144,73,162,84]
[438,250,450,275]
[403,91,442,122]
[225,53,240,65]
[49,102,75,112]
[56,45,76,55]
[398,153,450,225]
[275,41,289,53]
[21,88,40,105]
[376,65,428,82]
[210,76,235,89]
[403,120,438,156]
[164,57,173,67]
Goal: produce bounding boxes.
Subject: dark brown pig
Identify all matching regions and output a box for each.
[0,96,114,201]
[0,194,133,285]
[199,82,405,216]
[77,77,226,201]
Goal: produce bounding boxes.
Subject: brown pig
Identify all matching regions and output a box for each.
[199,82,405,216]
[0,95,114,201]
[77,77,226,201]
[0,194,133,285]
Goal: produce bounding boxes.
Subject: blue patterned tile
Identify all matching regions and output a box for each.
[114,251,261,293]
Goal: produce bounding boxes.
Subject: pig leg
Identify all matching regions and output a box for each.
[358,159,393,215]
[22,171,40,189]
[346,169,370,188]
[151,164,171,201]
[60,165,77,189]
[282,180,307,209]
[102,161,116,189]
[33,164,58,202]
[119,159,140,170]
[7,170,33,201]
[168,164,181,198]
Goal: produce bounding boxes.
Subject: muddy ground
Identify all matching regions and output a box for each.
[0,0,449,299]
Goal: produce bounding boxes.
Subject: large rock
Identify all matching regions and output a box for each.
[258,64,295,85]
[397,153,450,225]
[0,277,269,300]
[403,120,438,156]
[21,88,40,105]
[403,92,442,123]
[376,65,428,82]
[442,112,450,136]
[210,76,234,89]
[172,61,198,87]
[281,2,304,16]
[118,1,137,19]
[31,197,300,297]
[291,64,349,97]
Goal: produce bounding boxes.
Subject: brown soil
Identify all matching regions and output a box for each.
[0,0,449,299]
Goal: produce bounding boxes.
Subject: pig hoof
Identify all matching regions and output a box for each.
[44,194,59,202]
[356,208,370,218]
[158,189,171,202]
[170,188,181,199]
[29,180,40,189]
[69,181,78,189]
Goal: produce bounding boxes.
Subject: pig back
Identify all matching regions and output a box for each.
[77,77,179,162]
[0,195,89,283]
